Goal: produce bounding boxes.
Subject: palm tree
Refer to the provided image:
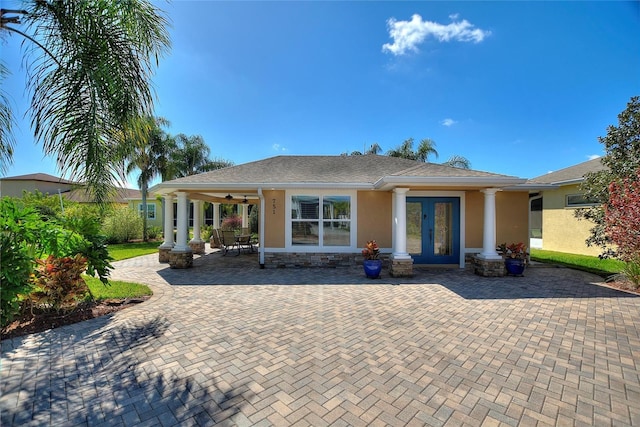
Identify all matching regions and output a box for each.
[416,138,439,162]
[366,143,382,155]
[443,155,471,169]
[125,116,173,241]
[0,2,170,204]
[171,134,233,177]
[0,63,15,173]
[387,138,417,160]
[386,137,471,167]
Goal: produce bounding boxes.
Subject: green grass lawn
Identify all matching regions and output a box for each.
[530,248,625,277]
[90,241,159,299]
[86,276,152,300]
[108,241,160,261]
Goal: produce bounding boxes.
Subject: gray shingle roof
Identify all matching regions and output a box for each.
[0,173,76,184]
[163,155,519,186]
[527,158,606,185]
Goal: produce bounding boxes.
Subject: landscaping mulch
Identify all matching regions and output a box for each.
[1,297,150,340]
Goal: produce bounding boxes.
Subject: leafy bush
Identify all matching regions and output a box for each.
[221,214,242,231]
[201,225,213,241]
[622,258,640,289]
[1,196,114,326]
[611,257,640,290]
[28,255,90,313]
[147,226,162,240]
[0,199,39,326]
[102,206,143,243]
[249,205,259,234]
[63,215,113,284]
[605,170,640,262]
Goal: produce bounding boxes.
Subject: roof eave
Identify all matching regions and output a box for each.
[150,181,375,195]
[373,176,528,190]
[505,183,559,191]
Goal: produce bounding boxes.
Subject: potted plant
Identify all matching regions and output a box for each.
[362,240,382,279]
[497,242,527,276]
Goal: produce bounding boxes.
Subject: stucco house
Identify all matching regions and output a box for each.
[150,155,529,276]
[0,173,158,224]
[0,173,77,198]
[527,158,606,256]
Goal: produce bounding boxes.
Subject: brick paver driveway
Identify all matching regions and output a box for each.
[2,250,640,426]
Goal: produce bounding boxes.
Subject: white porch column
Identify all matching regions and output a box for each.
[190,200,203,244]
[213,202,221,229]
[160,194,174,249]
[391,188,411,259]
[479,188,502,259]
[242,203,249,228]
[173,191,191,252]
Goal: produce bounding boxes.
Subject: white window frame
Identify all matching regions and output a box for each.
[565,193,598,208]
[138,203,156,219]
[285,189,357,252]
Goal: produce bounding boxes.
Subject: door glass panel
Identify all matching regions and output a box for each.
[433,202,453,256]
[406,202,422,255]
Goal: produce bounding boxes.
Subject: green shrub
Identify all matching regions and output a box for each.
[28,255,90,313]
[249,205,259,234]
[0,199,40,326]
[147,226,162,240]
[102,206,142,243]
[619,257,640,289]
[201,224,213,241]
[0,196,115,326]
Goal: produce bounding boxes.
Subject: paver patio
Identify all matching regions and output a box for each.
[1,249,639,426]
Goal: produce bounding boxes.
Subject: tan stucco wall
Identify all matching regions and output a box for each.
[541,185,601,256]
[495,191,530,246]
[465,191,484,248]
[264,188,529,253]
[263,190,286,248]
[464,191,529,249]
[357,191,392,248]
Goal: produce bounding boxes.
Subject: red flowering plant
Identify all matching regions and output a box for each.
[361,240,380,260]
[497,242,527,260]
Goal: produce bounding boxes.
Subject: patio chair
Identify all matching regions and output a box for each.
[220,230,239,256]
[211,229,222,249]
[237,234,253,253]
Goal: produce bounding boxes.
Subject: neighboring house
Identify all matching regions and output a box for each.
[151,155,529,275]
[527,158,606,256]
[0,173,76,198]
[0,173,157,223]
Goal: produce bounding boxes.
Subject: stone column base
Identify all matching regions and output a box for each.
[169,250,193,269]
[189,240,205,254]
[472,256,505,277]
[158,247,172,263]
[389,256,413,278]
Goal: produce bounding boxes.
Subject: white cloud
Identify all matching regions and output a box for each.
[272,143,287,152]
[441,118,456,127]
[587,154,601,160]
[382,14,491,56]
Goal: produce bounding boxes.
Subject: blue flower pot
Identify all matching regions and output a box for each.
[363,259,382,279]
[505,258,525,276]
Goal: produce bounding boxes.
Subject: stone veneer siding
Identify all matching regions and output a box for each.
[263,252,389,269]
[472,256,506,277]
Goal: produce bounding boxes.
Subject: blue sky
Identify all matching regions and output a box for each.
[2,0,639,187]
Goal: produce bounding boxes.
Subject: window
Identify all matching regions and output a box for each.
[566,194,598,208]
[290,194,351,247]
[138,203,156,219]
